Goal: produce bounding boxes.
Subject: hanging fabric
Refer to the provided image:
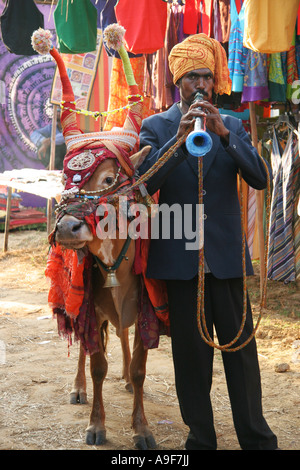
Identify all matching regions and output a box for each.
[267,129,297,283]
[286,32,299,101]
[241,50,269,102]
[114,0,168,54]
[183,0,213,36]
[268,53,286,103]
[243,0,300,53]
[293,127,300,280]
[54,0,97,53]
[0,0,44,55]
[218,0,231,43]
[103,56,154,131]
[228,0,248,93]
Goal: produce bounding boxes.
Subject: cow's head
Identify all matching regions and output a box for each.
[53,145,151,254]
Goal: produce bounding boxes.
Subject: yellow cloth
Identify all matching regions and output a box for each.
[243,0,300,53]
[168,33,231,95]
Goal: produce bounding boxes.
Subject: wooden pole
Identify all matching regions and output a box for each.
[249,102,266,305]
[3,186,12,252]
[47,104,58,234]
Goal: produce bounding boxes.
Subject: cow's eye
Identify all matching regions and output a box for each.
[105,176,114,185]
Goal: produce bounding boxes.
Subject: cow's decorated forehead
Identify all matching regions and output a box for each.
[63,147,117,190]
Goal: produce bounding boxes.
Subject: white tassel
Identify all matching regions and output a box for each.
[31,28,53,55]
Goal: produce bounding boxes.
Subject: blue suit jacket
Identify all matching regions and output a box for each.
[139,103,271,281]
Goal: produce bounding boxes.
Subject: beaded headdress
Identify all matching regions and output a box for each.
[31,25,143,192]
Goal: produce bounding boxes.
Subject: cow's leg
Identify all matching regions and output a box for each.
[85,344,108,445]
[130,324,157,450]
[120,328,132,392]
[70,344,88,404]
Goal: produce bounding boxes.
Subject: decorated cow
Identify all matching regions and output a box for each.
[31,25,169,449]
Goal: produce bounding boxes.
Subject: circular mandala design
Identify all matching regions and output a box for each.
[67,151,96,171]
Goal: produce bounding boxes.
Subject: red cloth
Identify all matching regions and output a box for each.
[115,0,168,54]
[183,0,213,36]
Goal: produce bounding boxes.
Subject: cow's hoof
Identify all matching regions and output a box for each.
[125,382,133,393]
[69,391,88,404]
[86,429,107,446]
[133,433,157,450]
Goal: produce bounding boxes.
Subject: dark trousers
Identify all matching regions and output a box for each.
[166,274,278,450]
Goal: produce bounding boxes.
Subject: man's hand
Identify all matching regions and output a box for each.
[37,138,51,160]
[177,99,229,143]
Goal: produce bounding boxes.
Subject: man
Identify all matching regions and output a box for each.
[138,34,278,450]
[30,113,66,170]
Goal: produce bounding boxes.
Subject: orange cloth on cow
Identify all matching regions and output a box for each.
[139,238,169,329]
[45,244,85,319]
[168,33,231,95]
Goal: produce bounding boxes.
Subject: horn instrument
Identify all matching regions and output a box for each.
[185,92,213,157]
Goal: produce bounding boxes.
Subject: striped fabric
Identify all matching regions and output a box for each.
[247,185,256,259]
[267,130,296,282]
[293,132,300,280]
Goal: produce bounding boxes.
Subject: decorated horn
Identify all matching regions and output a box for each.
[185,92,213,157]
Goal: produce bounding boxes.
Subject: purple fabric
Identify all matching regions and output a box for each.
[0,3,56,207]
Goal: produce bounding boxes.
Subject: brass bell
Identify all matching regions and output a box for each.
[103,268,121,288]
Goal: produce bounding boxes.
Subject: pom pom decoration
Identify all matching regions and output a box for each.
[103,23,136,87]
[103,23,125,51]
[31,28,53,55]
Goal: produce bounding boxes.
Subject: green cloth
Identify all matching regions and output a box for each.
[268,53,286,102]
[54,0,97,53]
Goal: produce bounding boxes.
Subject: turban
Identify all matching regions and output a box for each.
[169,34,232,95]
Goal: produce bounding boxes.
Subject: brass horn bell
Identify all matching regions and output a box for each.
[103,268,121,288]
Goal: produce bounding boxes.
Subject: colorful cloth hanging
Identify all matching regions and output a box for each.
[115,0,168,54]
[292,131,300,280]
[268,53,286,103]
[218,0,231,43]
[243,0,300,53]
[104,56,154,131]
[267,130,297,283]
[183,0,213,36]
[228,0,247,93]
[0,0,44,55]
[54,0,97,53]
[241,50,269,102]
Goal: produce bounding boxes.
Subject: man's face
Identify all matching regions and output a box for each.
[178,68,214,106]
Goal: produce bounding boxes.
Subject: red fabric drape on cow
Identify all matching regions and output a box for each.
[114,0,168,54]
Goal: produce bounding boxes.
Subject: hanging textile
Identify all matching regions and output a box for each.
[213,0,223,43]
[228,0,248,93]
[241,50,269,102]
[243,0,300,53]
[0,0,44,55]
[183,0,213,36]
[286,33,299,101]
[268,53,286,103]
[54,0,97,53]
[267,130,297,283]
[247,185,256,259]
[218,0,231,43]
[114,0,168,54]
[293,129,300,280]
[103,56,154,131]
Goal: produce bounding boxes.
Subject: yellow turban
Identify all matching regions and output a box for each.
[169,34,232,95]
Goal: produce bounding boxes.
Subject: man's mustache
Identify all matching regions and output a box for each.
[192,91,209,101]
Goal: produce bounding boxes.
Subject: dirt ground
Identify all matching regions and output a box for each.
[0,229,299,451]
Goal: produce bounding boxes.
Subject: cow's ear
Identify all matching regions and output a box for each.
[130,145,151,170]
